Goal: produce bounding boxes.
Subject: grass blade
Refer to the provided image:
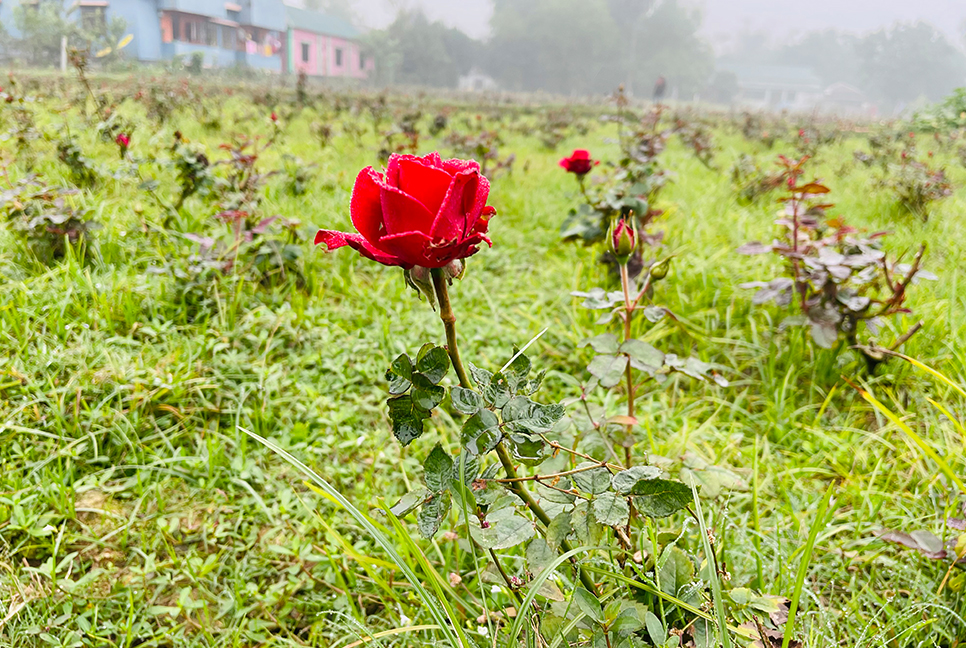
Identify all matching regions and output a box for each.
[240,427,470,647]
[782,483,834,648]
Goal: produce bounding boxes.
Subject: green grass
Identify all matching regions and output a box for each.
[0,75,964,647]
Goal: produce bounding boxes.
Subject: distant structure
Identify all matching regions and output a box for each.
[284,5,373,78]
[723,64,823,111]
[458,69,498,92]
[819,82,871,116]
[653,75,666,102]
[0,0,371,78]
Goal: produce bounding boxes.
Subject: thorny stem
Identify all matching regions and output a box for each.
[489,548,523,604]
[497,444,600,597]
[431,269,600,598]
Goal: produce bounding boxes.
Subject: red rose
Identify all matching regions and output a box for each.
[315,152,495,269]
[115,133,130,148]
[559,149,598,176]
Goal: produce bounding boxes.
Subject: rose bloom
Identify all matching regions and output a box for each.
[559,149,598,176]
[116,133,130,148]
[315,152,495,269]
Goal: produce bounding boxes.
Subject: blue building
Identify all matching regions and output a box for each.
[0,0,287,72]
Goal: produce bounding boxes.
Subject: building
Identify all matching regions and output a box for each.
[722,64,824,112]
[158,0,286,72]
[458,69,497,92]
[283,5,371,79]
[0,0,369,78]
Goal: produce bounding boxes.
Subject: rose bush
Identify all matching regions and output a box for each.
[315,152,495,269]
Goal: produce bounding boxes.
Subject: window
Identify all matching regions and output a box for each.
[335,48,343,66]
[227,9,240,21]
[301,42,310,63]
[359,53,365,70]
[221,25,236,50]
[207,22,218,47]
[80,6,106,33]
[172,16,180,41]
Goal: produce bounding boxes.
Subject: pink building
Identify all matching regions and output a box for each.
[284,6,373,79]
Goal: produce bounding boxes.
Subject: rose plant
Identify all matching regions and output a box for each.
[307,151,786,648]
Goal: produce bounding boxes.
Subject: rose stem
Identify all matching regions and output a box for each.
[430,268,600,598]
[431,267,473,389]
[619,262,635,468]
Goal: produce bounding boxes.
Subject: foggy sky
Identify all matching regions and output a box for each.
[345,0,966,49]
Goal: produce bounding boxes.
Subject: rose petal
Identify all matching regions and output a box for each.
[350,167,389,244]
[431,169,479,240]
[396,158,453,217]
[315,229,408,267]
[379,230,435,267]
[440,157,481,176]
[380,184,437,237]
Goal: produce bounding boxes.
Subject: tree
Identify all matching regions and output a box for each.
[857,22,966,107]
[773,30,862,89]
[489,0,621,95]
[13,1,81,66]
[487,0,711,97]
[627,0,713,98]
[371,10,479,88]
[303,0,356,23]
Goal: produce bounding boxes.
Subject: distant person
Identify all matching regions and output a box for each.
[653,76,667,102]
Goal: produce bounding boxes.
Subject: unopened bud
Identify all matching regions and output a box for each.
[649,257,671,281]
[608,216,637,265]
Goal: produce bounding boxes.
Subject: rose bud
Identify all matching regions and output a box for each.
[559,149,598,176]
[608,216,637,265]
[649,257,671,281]
[316,152,495,269]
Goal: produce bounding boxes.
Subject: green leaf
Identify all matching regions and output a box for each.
[386,354,413,395]
[483,374,512,408]
[611,606,644,635]
[526,537,556,575]
[633,479,694,518]
[411,374,446,410]
[470,508,535,550]
[658,546,694,596]
[416,344,450,384]
[572,462,612,495]
[390,488,431,517]
[546,510,572,549]
[645,610,667,646]
[611,466,662,495]
[573,586,603,624]
[620,338,664,370]
[502,350,532,392]
[579,333,619,355]
[461,409,502,455]
[423,444,453,493]
[587,354,629,388]
[450,386,483,415]
[417,492,450,539]
[468,363,492,388]
[506,433,549,466]
[502,396,566,434]
[454,452,480,486]
[572,500,605,547]
[387,395,430,446]
[592,491,630,527]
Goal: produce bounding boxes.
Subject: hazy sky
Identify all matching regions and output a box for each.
[344,0,966,48]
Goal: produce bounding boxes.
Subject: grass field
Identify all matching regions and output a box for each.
[0,74,964,647]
